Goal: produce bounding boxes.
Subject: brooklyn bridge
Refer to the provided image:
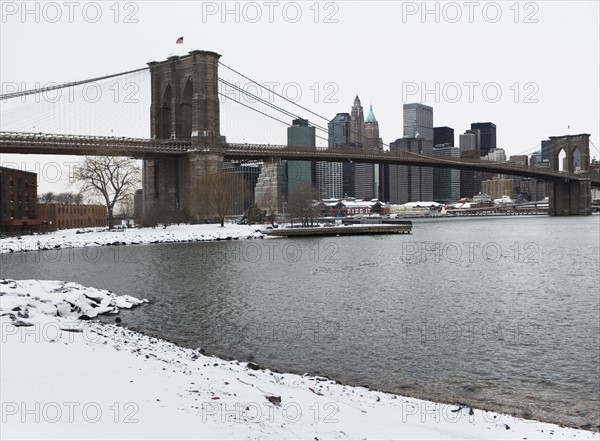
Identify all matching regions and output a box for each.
[1,50,598,216]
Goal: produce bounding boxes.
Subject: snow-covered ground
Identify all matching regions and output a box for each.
[1,279,596,440]
[0,224,266,254]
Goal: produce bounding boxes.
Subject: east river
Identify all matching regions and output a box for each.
[3,215,599,429]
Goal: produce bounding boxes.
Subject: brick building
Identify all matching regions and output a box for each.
[36,204,107,231]
[0,167,44,233]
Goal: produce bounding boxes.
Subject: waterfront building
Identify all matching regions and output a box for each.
[482,178,514,200]
[37,203,107,231]
[0,166,42,233]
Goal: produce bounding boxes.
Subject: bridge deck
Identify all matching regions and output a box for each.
[1,132,598,186]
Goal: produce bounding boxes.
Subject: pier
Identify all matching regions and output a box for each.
[261,223,412,237]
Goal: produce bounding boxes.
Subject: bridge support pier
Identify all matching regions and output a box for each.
[143,50,223,221]
[187,149,224,218]
[547,134,592,216]
[549,178,592,215]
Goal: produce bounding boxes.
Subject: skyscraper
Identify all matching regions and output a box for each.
[364,104,384,199]
[459,130,482,198]
[433,145,460,203]
[364,105,383,151]
[541,139,552,161]
[287,118,316,198]
[349,95,365,146]
[470,122,496,157]
[391,103,434,203]
[347,96,365,198]
[388,137,433,203]
[316,113,350,199]
[403,103,434,141]
[434,126,454,147]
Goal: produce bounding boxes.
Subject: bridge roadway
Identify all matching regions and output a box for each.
[1,132,599,187]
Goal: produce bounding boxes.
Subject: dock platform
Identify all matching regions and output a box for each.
[261,223,412,237]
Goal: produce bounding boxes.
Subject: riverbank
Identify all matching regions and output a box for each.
[1,279,597,440]
[0,224,266,254]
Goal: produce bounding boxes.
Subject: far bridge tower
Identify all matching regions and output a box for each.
[547,134,592,215]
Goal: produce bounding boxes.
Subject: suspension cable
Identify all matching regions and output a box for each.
[0,67,150,100]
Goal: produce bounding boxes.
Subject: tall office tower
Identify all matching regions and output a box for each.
[434,126,454,147]
[316,113,350,199]
[461,129,480,153]
[352,103,383,199]
[459,130,482,198]
[432,145,460,203]
[364,105,383,151]
[388,137,434,203]
[470,122,496,157]
[530,150,542,167]
[349,96,368,198]
[378,163,390,202]
[287,118,316,198]
[403,103,434,141]
[349,95,365,146]
[541,139,552,161]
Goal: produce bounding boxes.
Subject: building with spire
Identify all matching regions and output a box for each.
[349,96,370,199]
[360,104,384,199]
[349,95,365,146]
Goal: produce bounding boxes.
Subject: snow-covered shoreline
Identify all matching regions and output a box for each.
[1,279,597,440]
[0,224,267,254]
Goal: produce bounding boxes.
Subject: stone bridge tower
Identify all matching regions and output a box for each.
[143,50,223,218]
[547,133,591,215]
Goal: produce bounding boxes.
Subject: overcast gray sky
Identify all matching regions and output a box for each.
[1,1,599,193]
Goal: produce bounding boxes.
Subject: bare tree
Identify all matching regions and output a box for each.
[74,155,141,229]
[258,187,278,226]
[38,191,83,205]
[194,170,249,227]
[38,192,55,204]
[288,183,320,227]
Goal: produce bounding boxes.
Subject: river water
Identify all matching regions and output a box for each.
[3,215,599,429]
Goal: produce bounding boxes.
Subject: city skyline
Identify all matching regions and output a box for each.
[1,1,598,194]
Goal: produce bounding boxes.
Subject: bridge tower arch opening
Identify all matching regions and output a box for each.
[144,50,223,219]
[557,148,566,172]
[548,134,592,215]
[177,79,194,139]
[158,84,172,139]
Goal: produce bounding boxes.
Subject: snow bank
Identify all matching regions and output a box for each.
[0,224,266,254]
[1,280,597,440]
